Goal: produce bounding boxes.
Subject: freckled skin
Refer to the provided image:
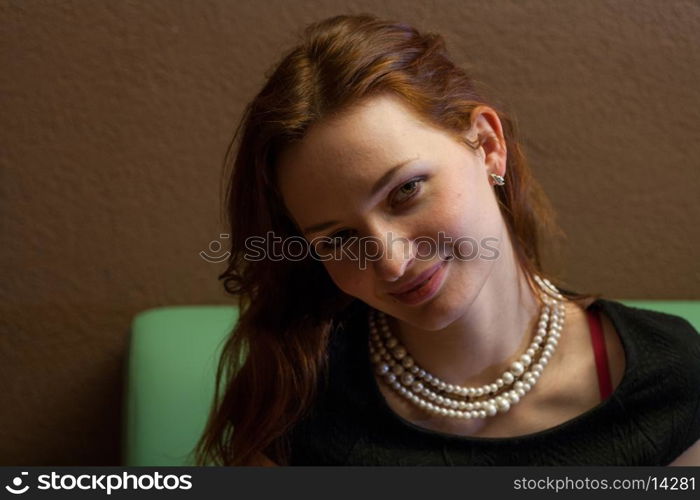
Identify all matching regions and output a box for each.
[277,93,508,332]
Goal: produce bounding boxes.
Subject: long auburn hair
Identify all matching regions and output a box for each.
[193,13,600,466]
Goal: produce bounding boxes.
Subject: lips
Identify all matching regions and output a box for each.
[389,261,445,296]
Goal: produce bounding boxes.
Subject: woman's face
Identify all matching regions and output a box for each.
[276,94,508,331]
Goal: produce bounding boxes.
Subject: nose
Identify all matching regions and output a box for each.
[368,226,415,282]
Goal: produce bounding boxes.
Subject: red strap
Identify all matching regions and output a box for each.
[586,308,613,400]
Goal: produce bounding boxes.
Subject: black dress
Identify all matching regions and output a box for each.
[287,297,700,465]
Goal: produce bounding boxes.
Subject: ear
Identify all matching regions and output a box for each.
[465,106,507,181]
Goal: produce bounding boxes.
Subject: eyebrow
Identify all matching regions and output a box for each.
[302,158,418,235]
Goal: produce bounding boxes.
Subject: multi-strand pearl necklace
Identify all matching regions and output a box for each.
[368,275,566,419]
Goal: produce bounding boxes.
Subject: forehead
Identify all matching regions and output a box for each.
[276,95,442,225]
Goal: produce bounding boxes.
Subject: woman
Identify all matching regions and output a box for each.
[194,14,700,466]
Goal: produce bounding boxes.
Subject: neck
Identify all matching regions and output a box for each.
[387,241,543,388]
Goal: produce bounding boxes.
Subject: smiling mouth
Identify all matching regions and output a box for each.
[389,263,440,295]
[390,257,451,297]
[401,272,437,294]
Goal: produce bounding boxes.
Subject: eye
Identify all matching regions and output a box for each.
[391,177,425,206]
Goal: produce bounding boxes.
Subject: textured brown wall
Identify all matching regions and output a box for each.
[1,0,698,465]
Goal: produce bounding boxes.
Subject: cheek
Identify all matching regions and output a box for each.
[426,191,504,261]
[442,184,502,237]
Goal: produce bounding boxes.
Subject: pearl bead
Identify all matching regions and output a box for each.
[377,363,390,375]
[510,361,525,376]
[502,372,515,384]
[401,355,418,371]
[385,373,396,384]
[392,346,406,360]
[401,372,414,385]
[386,337,398,348]
[392,364,404,375]
[497,399,511,412]
[486,404,498,416]
[520,354,532,365]
[412,381,424,392]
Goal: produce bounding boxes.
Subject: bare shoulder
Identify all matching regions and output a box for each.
[561,300,626,395]
[597,305,626,391]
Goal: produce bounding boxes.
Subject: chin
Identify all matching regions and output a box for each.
[393,300,459,332]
